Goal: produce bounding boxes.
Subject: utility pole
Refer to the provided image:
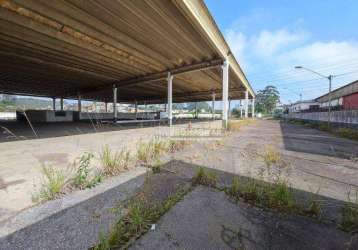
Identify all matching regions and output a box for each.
[295,66,334,128]
[328,75,332,127]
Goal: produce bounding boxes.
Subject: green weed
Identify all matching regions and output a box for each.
[72,153,102,189]
[227,119,255,131]
[34,165,68,202]
[335,128,358,141]
[94,188,190,249]
[192,167,217,187]
[100,145,130,176]
[268,180,294,211]
[340,189,358,232]
[263,146,282,167]
[151,159,162,174]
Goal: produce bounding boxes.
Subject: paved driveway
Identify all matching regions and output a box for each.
[174,119,358,202]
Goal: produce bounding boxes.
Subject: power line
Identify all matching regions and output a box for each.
[249,60,358,83]
[246,53,358,79]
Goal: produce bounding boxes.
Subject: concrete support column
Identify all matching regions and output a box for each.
[228,98,231,118]
[144,101,147,120]
[135,100,138,119]
[60,98,64,111]
[113,84,118,122]
[245,90,249,118]
[78,95,81,113]
[52,98,56,111]
[167,72,173,127]
[252,98,255,118]
[222,60,229,128]
[195,102,198,119]
[240,100,243,118]
[212,92,215,120]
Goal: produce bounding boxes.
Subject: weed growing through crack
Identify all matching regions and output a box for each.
[33,165,68,202]
[100,145,130,176]
[226,176,295,213]
[228,176,240,197]
[262,146,282,167]
[340,189,358,232]
[302,187,322,219]
[151,159,162,174]
[286,119,358,142]
[93,187,190,249]
[137,137,190,166]
[305,199,322,219]
[192,167,217,187]
[136,140,153,164]
[268,180,294,211]
[72,153,102,189]
[336,128,358,141]
[227,119,255,132]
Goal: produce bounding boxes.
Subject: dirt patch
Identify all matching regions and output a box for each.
[34,153,69,165]
[0,177,25,190]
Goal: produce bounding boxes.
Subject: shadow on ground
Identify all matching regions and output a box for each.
[0,118,208,143]
[279,121,358,159]
[130,160,357,250]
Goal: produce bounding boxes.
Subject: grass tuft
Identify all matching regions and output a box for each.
[192,167,217,187]
[93,188,190,249]
[34,165,68,202]
[72,152,102,189]
[286,119,358,142]
[335,128,358,141]
[100,145,130,176]
[263,146,282,167]
[340,204,358,232]
[268,180,294,211]
[227,119,255,131]
[340,189,358,232]
[151,159,162,174]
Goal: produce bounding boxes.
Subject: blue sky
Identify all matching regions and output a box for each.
[205,0,358,104]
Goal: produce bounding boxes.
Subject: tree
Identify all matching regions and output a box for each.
[172,103,186,110]
[255,85,280,114]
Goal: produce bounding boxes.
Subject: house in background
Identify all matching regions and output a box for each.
[287,100,319,113]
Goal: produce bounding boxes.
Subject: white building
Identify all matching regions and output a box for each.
[288,100,319,113]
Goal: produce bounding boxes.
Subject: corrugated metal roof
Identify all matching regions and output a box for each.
[0,0,254,103]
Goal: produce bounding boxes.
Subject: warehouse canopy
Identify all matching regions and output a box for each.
[0,0,254,104]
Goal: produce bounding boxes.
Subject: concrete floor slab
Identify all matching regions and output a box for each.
[0,120,221,222]
[131,186,356,250]
[173,119,358,202]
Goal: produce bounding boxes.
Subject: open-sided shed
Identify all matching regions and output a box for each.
[0,0,255,126]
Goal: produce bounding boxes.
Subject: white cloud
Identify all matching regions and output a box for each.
[251,29,308,58]
[226,29,249,70]
[224,25,358,102]
[277,41,358,74]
